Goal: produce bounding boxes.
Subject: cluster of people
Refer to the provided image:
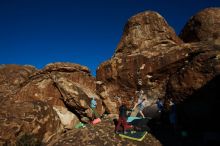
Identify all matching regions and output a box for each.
[90,92,176,134]
[115,91,179,133]
[115,90,149,133]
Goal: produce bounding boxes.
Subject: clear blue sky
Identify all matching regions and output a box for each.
[0,0,219,76]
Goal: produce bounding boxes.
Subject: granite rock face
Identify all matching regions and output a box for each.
[0,64,37,98]
[0,63,105,144]
[97,11,182,113]
[180,8,220,42]
[43,63,105,120]
[0,99,62,145]
[1,7,220,146]
[15,62,105,122]
[97,9,220,114]
[115,11,182,55]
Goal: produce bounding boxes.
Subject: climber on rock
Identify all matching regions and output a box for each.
[132,91,148,118]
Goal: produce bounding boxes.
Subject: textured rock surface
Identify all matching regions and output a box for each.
[115,11,182,56]
[180,7,220,42]
[1,7,220,146]
[97,11,183,113]
[0,99,62,145]
[47,118,161,146]
[0,63,106,144]
[14,74,64,107]
[15,62,104,122]
[44,62,105,120]
[53,106,80,129]
[96,11,183,113]
[165,43,220,101]
[0,64,37,97]
[97,9,220,114]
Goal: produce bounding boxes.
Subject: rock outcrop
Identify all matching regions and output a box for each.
[14,62,105,123]
[0,99,62,145]
[1,7,220,146]
[97,11,182,113]
[97,8,220,114]
[43,63,105,120]
[114,11,182,55]
[180,8,220,42]
[0,64,37,98]
[172,7,220,135]
[0,62,106,144]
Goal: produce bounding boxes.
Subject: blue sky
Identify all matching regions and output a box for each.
[0,0,219,76]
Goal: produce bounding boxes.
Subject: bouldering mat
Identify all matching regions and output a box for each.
[127,116,141,123]
[129,118,151,132]
[117,116,149,141]
[119,130,148,141]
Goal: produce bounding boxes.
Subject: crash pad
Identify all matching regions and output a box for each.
[91,118,101,125]
[129,117,151,132]
[117,116,149,141]
[127,116,141,123]
[119,130,148,141]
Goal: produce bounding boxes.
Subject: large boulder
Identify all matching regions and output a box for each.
[97,11,183,113]
[15,62,105,122]
[96,11,183,113]
[44,62,105,121]
[96,10,220,115]
[0,63,105,129]
[0,99,62,145]
[180,7,220,42]
[172,7,220,138]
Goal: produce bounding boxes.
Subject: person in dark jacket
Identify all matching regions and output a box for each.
[115,104,133,134]
[156,98,164,113]
[169,98,177,130]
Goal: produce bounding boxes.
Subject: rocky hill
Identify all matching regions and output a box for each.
[96,8,220,114]
[1,7,220,145]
